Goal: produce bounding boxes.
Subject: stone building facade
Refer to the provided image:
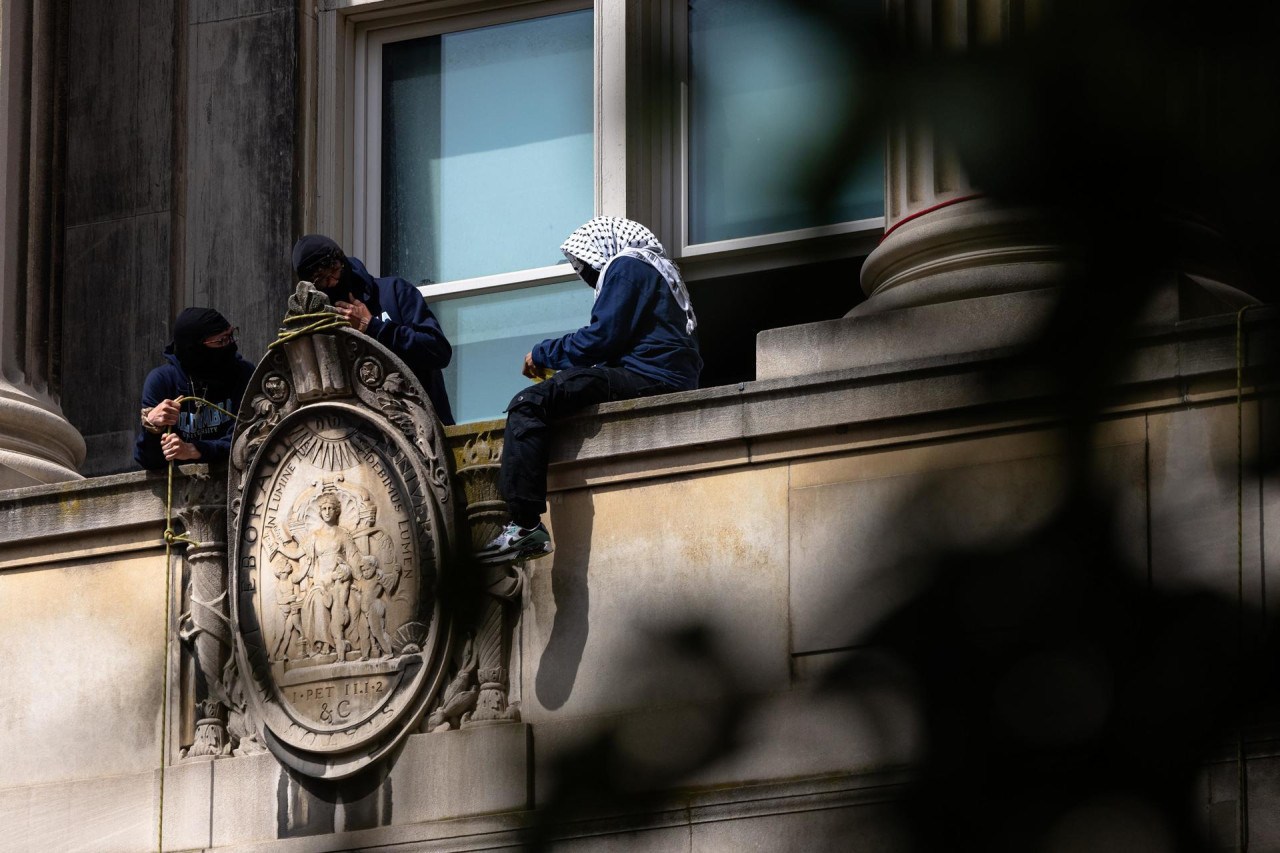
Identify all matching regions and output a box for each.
[2,0,1278,851]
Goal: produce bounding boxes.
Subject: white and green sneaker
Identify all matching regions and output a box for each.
[477,521,553,565]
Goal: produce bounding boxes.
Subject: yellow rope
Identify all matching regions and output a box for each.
[267,311,351,349]
[156,393,237,853]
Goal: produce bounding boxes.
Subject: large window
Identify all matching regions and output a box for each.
[432,281,595,423]
[691,0,880,245]
[322,0,886,422]
[379,10,594,286]
[685,0,883,249]
[358,4,595,423]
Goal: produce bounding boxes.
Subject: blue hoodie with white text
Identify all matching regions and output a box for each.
[134,349,254,470]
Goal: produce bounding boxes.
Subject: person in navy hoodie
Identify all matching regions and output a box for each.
[290,235,455,425]
[135,307,255,470]
[477,217,702,566]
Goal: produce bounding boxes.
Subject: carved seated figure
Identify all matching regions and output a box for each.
[299,494,361,661]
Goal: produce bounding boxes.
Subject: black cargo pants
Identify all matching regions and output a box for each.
[500,365,672,527]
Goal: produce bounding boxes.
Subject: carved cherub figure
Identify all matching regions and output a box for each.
[348,505,402,660]
[352,555,395,659]
[269,557,307,661]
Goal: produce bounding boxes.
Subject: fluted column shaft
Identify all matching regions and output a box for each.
[0,0,84,488]
[857,0,1063,316]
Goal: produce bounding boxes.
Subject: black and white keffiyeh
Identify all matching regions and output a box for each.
[560,217,697,335]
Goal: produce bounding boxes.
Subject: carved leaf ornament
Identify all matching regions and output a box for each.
[228,292,457,779]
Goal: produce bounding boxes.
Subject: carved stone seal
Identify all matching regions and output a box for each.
[228,287,456,779]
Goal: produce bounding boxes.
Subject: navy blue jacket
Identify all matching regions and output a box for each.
[532,256,702,391]
[347,258,455,425]
[135,350,255,470]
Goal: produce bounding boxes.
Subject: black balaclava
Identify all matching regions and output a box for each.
[172,307,237,382]
[291,234,362,303]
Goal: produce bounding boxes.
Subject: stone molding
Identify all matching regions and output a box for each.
[4,308,1275,554]
[856,198,1069,313]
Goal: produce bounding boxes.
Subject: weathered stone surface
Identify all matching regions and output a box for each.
[524,465,791,720]
[191,0,294,25]
[0,769,157,853]
[1260,397,1280,619]
[686,675,920,787]
[0,471,165,561]
[160,760,215,852]
[690,800,905,852]
[209,751,281,848]
[0,552,165,789]
[81,429,142,478]
[389,725,531,825]
[518,827,692,853]
[789,432,1065,653]
[1148,403,1264,611]
[59,0,178,477]
[62,212,174,473]
[65,1,163,225]
[186,8,298,363]
[756,287,1058,380]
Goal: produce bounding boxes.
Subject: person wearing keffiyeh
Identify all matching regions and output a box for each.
[477,216,703,566]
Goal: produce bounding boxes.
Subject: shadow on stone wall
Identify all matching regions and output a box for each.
[522,1,1280,850]
[537,494,596,711]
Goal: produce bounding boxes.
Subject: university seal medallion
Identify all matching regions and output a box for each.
[228,284,457,778]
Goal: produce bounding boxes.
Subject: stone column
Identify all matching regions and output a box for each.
[758,0,1067,379]
[0,0,85,489]
[856,0,1065,319]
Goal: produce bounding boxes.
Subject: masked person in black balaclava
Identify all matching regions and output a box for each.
[290,235,455,425]
[134,307,255,470]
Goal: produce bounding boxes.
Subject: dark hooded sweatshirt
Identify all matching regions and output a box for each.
[532,256,701,391]
[341,257,456,425]
[134,349,254,470]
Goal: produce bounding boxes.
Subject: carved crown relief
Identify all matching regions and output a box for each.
[228,287,456,779]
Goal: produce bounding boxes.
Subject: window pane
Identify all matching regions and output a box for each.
[688,0,883,245]
[432,281,596,424]
[382,10,593,284]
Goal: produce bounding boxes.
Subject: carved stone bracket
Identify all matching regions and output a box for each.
[174,464,233,760]
[451,430,523,728]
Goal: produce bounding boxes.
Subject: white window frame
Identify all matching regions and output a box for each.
[317,0,596,302]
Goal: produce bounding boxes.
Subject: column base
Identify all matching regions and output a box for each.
[857,198,1072,316]
[757,288,1060,381]
[0,378,86,489]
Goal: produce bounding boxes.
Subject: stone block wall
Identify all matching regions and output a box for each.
[3,318,1280,850]
[61,0,302,477]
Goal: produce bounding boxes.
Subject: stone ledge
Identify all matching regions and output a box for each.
[535,309,1279,484]
[4,310,1274,548]
[208,768,913,853]
[0,468,169,561]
